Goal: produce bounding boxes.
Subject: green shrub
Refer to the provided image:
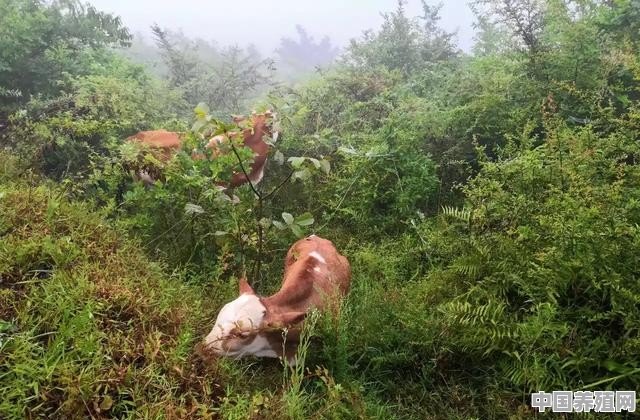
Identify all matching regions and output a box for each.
[4,60,185,180]
[402,115,640,404]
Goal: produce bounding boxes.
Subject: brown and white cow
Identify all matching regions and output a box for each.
[126,111,275,188]
[203,235,351,363]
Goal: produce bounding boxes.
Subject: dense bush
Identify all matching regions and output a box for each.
[405,111,640,406]
[3,58,185,179]
[0,0,131,116]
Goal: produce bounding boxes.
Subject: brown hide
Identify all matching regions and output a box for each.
[231,113,271,187]
[261,235,351,360]
[125,112,274,188]
[262,235,351,324]
[127,130,182,151]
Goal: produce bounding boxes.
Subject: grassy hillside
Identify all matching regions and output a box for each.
[0,172,219,417]
[0,159,395,419]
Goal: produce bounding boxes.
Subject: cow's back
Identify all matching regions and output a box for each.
[127,130,183,160]
[280,235,351,306]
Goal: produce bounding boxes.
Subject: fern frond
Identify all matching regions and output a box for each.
[441,205,471,222]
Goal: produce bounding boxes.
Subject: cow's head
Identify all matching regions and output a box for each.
[204,277,306,359]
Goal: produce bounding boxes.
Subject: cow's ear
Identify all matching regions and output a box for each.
[267,311,307,328]
[239,277,255,295]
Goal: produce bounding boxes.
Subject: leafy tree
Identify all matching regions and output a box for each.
[151,25,275,115]
[345,0,458,75]
[199,46,275,115]
[275,25,340,81]
[472,0,546,54]
[402,108,640,397]
[150,24,201,88]
[0,0,131,115]
[471,9,518,56]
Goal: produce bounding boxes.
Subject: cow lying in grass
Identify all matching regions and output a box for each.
[204,235,351,364]
[126,111,275,188]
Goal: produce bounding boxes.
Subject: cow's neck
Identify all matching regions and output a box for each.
[258,326,300,360]
[259,294,304,318]
[244,120,266,147]
[252,296,302,363]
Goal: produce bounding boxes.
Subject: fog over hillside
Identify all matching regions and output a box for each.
[87,0,476,53]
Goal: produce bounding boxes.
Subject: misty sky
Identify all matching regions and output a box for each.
[88,0,476,53]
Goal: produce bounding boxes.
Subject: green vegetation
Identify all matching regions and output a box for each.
[1,0,639,418]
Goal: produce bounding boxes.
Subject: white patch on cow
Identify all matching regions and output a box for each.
[241,334,278,358]
[309,251,326,264]
[204,294,266,354]
[313,266,322,273]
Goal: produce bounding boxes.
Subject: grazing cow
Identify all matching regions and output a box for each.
[126,111,275,188]
[203,235,351,363]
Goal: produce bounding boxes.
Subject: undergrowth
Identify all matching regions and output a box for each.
[0,168,395,419]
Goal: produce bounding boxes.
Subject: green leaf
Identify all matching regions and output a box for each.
[308,157,321,169]
[290,224,304,238]
[0,320,15,333]
[259,217,272,229]
[365,144,389,157]
[603,360,632,374]
[191,119,207,133]
[272,220,286,230]
[320,159,331,174]
[338,146,358,155]
[282,212,294,225]
[293,169,311,181]
[184,203,205,215]
[295,212,315,226]
[119,142,140,162]
[288,157,305,169]
[99,395,113,411]
[194,102,209,118]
